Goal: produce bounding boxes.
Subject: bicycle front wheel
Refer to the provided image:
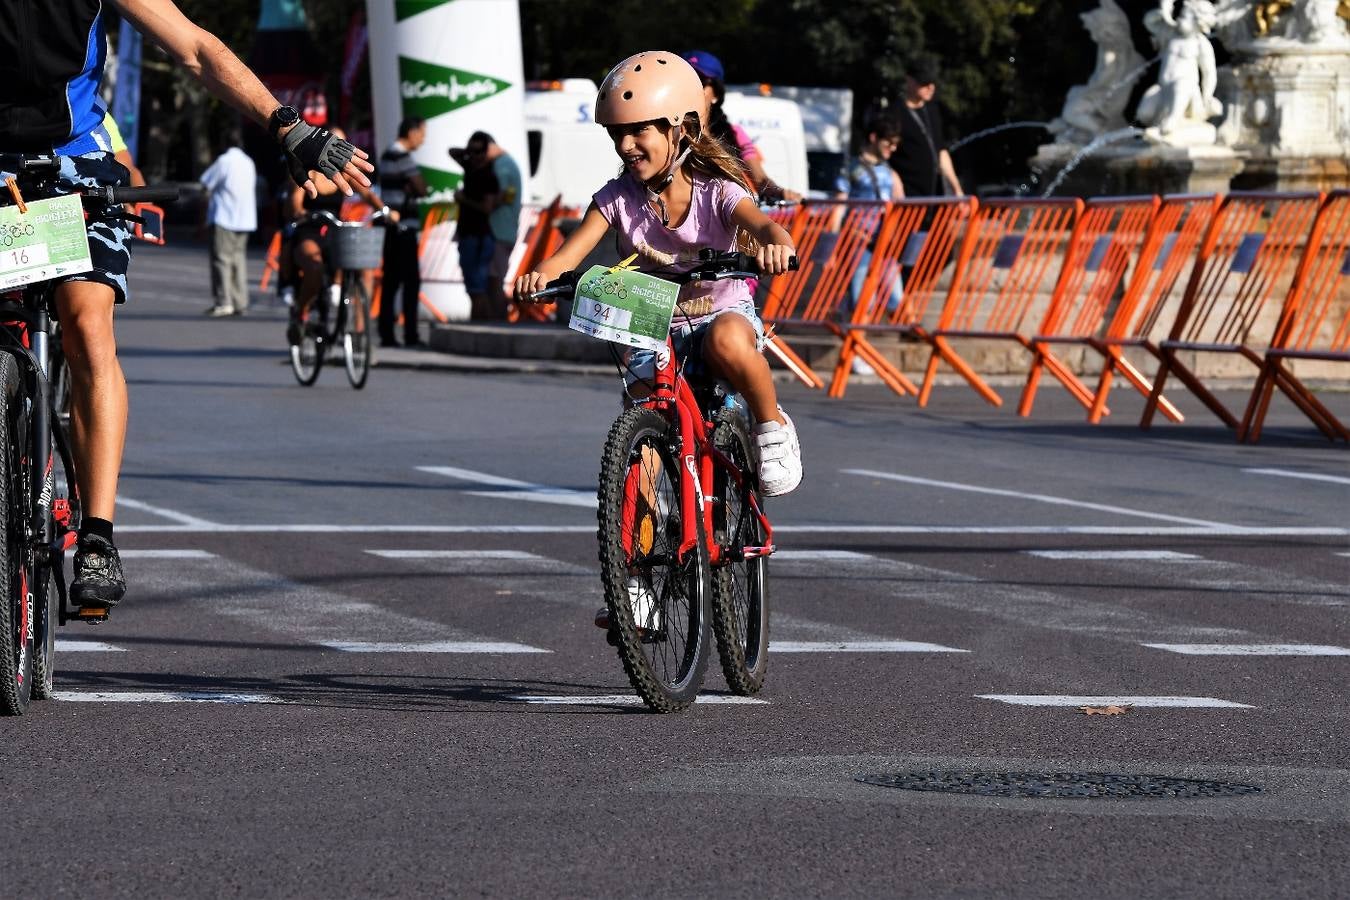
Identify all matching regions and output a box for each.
[710,408,770,695]
[0,353,32,714]
[597,406,711,712]
[289,304,325,386]
[342,272,372,389]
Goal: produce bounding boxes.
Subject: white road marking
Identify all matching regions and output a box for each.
[320,640,548,654]
[111,524,1350,536]
[365,550,544,560]
[53,691,284,704]
[771,640,969,653]
[118,549,217,559]
[1143,643,1350,656]
[1244,468,1350,487]
[115,496,219,528]
[511,694,767,706]
[417,466,597,508]
[842,469,1236,528]
[774,550,874,561]
[1025,550,1200,561]
[54,640,125,652]
[977,695,1253,708]
[1337,552,1350,558]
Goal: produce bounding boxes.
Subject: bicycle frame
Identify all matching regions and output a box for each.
[630,338,775,568]
[0,288,82,620]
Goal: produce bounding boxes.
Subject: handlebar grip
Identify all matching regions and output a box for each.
[109,186,180,204]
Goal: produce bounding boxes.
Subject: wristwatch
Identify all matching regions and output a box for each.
[268,105,300,139]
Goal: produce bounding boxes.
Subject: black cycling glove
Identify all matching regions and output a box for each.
[280,121,357,188]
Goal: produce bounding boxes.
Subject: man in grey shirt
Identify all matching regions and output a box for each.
[378,116,428,346]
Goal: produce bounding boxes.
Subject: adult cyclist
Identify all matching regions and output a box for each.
[0,0,372,616]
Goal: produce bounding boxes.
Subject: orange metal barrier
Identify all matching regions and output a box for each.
[826,197,976,398]
[508,198,572,323]
[1240,189,1350,442]
[918,197,1084,408]
[758,199,890,389]
[1018,195,1159,417]
[1082,194,1219,424]
[259,230,282,292]
[1140,191,1324,431]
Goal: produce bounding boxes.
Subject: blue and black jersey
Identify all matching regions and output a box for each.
[0,0,114,155]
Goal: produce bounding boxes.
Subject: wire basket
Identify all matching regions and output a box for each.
[330,225,385,271]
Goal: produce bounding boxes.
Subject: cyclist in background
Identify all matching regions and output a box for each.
[680,50,801,204]
[515,51,803,497]
[0,0,372,616]
[283,126,390,345]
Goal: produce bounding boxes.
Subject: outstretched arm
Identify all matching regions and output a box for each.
[109,0,373,196]
[515,204,610,300]
[730,197,795,274]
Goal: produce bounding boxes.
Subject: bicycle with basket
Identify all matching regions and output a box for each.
[288,209,386,388]
[529,249,796,712]
[0,152,178,715]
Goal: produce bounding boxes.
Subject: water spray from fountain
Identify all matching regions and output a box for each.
[1040,126,1144,197]
[950,121,1053,153]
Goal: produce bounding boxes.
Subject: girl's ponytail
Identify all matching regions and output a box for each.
[678,112,754,195]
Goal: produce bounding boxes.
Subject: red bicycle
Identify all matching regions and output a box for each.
[532,251,793,712]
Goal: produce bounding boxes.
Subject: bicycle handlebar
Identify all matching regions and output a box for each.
[525,250,798,302]
[82,185,181,205]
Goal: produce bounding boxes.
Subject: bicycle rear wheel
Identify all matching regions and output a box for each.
[289,303,325,386]
[29,562,55,700]
[597,406,711,712]
[342,272,372,389]
[0,353,32,714]
[710,407,770,695]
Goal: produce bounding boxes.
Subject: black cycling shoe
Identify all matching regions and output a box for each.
[286,321,302,346]
[71,534,126,611]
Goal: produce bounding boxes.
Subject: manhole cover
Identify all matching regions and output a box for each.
[855,771,1261,799]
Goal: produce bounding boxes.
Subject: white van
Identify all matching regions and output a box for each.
[525,79,809,207]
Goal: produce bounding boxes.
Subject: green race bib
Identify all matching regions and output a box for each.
[567,264,679,353]
[0,194,93,291]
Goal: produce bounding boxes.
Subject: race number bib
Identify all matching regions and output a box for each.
[567,265,679,353]
[0,194,93,291]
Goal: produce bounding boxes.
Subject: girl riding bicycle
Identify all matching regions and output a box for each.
[516,50,803,497]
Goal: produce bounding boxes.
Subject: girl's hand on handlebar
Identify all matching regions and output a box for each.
[515,271,550,303]
[756,242,797,276]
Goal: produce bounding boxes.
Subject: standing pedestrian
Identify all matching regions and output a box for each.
[887,58,965,199]
[200,126,258,317]
[835,112,905,321]
[483,132,522,321]
[378,116,428,347]
[450,133,499,321]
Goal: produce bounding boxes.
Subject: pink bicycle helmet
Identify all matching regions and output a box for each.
[594,51,704,127]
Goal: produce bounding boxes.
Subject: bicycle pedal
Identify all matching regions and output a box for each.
[75,606,109,623]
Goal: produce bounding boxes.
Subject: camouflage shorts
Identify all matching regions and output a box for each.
[52,152,133,304]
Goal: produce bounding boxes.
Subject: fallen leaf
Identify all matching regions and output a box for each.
[1080,704,1132,716]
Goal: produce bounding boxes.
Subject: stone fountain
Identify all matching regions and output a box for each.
[1031,0,1350,194]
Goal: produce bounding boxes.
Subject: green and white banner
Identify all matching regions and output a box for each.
[366,0,528,207]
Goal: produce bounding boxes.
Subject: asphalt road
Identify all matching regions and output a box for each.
[2,242,1347,899]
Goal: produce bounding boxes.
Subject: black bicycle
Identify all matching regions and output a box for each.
[0,153,177,715]
[287,210,385,388]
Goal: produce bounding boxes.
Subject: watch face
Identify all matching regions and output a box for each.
[272,106,300,131]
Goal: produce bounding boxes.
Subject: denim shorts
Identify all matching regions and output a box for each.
[622,300,765,387]
[457,233,495,295]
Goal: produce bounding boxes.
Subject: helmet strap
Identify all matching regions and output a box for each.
[645,132,693,227]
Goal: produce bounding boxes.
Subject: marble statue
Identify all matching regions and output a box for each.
[1291,0,1350,44]
[1136,0,1226,143]
[1048,0,1148,144]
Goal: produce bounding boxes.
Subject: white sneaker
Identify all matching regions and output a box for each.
[850,356,875,377]
[755,408,803,497]
[594,576,661,633]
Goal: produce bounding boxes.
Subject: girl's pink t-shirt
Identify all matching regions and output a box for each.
[730,123,761,163]
[593,171,753,319]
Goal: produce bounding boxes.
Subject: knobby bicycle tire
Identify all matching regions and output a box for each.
[709,407,770,695]
[0,353,32,714]
[596,406,710,712]
[29,563,55,700]
[342,272,372,389]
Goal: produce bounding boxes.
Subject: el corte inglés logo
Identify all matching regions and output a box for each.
[399,57,511,121]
